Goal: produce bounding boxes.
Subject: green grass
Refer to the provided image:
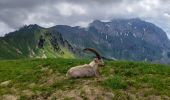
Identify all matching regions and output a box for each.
[102,75,128,89]
[0,58,170,99]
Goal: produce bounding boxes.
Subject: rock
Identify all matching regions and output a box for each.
[127,93,137,100]
[29,83,36,88]
[48,69,53,74]
[0,80,11,87]
[2,94,18,100]
[41,67,48,71]
[22,90,34,97]
[104,92,115,100]
[162,95,170,100]
[147,95,161,100]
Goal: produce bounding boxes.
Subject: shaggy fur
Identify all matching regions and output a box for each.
[66,58,104,78]
[66,48,104,78]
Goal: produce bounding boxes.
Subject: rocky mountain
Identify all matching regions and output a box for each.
[51,18,170,63]
[0,24,76,59]
[0,18,170,63]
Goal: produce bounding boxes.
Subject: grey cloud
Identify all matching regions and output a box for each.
[0,0,51,9]
[0,0,170,39]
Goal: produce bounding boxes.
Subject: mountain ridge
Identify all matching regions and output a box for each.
[0,18,170,63]
[0,24,76,59]
[51,18,170,63]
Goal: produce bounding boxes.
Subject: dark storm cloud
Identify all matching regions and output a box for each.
[0,0,170,38]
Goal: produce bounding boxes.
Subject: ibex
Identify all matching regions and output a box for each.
[66,48,105,78]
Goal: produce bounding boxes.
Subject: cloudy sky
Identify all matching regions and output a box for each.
[0,0,170,38]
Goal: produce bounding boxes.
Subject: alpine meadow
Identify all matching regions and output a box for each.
[0,0,170,100]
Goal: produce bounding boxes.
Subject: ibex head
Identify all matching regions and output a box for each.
[83,48,105,66]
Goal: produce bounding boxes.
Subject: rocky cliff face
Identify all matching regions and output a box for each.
[51,18,170,63]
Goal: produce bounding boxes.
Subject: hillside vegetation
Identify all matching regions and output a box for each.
[0,58,170,100]
[0,25,76,59]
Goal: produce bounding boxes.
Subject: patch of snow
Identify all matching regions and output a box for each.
[133,33,136,37]
[124,33,128,36]
[128,22,132,25]
[143,28,146,32]
[115,32,119,36]
[106,35,108,40]
[105,24,110,27]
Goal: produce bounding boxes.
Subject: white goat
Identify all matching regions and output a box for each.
[66,48,105,78]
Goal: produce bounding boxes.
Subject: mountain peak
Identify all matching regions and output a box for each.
[110,18,142,22]
[90,20,103,25]
[21,24,42,30]
[93,19,102,23]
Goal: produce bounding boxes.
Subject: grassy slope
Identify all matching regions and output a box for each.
[0,58,170,100]
[0,28,75,60]
[0,27,43,59]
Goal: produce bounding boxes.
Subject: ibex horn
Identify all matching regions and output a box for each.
[83,48,101,59]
